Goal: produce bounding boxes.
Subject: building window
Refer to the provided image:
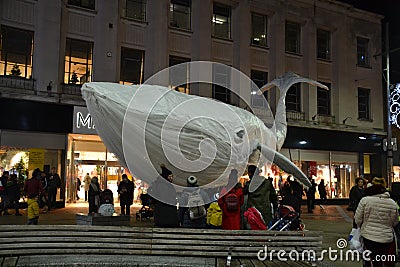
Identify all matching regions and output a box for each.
[285,21,301,54]
[170,0,191,30]
[251,70,268,107]
[120,47,145,85]
[125,0,146,21]
[251,13,267,47]
[317,29,330,60]
[317,82,331,115]
[169,56,190,94]
[212,64,230,104]
[64,39,93,84]
[357,37,369,67]
[0,26,33,78]
[212,3,231,39]
[358,88,370,120]
[68,0,95,10]
[286,84,301,112]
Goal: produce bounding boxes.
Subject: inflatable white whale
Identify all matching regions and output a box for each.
[81,70,327,188]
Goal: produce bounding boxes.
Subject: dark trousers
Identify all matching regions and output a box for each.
[27,217,38,225]
[85,191,88,201]
[121,204,130,215]
[306,197,315,212]
[363,237,394,267]
[48,188,57,210]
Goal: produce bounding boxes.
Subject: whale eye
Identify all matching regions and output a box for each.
[236,130,245,139]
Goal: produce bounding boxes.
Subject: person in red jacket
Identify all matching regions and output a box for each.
[218,169,244,230]
[24,168,46,204]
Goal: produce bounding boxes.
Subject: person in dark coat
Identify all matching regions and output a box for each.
[280,182,300,213]
[47,167,60,211]
[318,179,327,205]
[5,174,21,216]
[88,176,101,214]
[0,171,10,215]
[349,177,365,228]
[148,165,179,228]
[288,176,303,215]
[118,174,135,215]
[178,175,210,228]
[305,178,316,213]
[243,165,278,226]
[218,169,244,230]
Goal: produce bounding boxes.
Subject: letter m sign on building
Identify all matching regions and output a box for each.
[73,106,97,135]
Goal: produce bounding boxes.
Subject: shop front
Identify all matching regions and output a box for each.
[66,106,142,203]
[277,126,385,199]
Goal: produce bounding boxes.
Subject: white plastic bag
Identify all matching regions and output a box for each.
[349,228,363,253]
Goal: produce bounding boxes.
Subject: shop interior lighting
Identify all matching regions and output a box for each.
[358,136,367,140]
[299,141,307,144]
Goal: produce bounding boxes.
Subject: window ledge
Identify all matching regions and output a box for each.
[358,118,373,122]
[212,36,233,43]
[66,4,97,15]
[120,16,148,26]
[356,64,372,69]
[169,27,193,36]
[285,51,303,58]
[317,58,332,63]
[250,44,269,51]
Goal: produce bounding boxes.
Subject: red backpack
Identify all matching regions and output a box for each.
[225,188,239,211]
[244,207,267,230]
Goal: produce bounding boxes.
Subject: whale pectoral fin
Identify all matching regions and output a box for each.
[259,144,311,188]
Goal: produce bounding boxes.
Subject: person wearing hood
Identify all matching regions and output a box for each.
[178,175,210,228]
[88,176,101,214]
[355,177,398,267]
[148,165,179,228]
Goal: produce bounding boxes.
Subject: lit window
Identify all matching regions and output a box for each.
[169,56,190,94]
[170,0,191,30]
[251,70,268,107]
[357,37,369,67]
[0,26,33,78]
[251,13,267,47]
[317,29,330,60]
[125,0,146,21]
[120,47,145,85]
[212,3,231,39]
[64,39,93,84]
[286,84,301,112]
[317,82,331,115]
[358,88,370,120]
[212,64,230,104]
[68,0,95,10]
[285,21,301,54]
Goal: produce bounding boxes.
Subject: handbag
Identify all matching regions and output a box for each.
[349,228,363,253]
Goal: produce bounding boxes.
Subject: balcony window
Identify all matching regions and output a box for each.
[125,0,146,21]
[251,70,268,107]
[169,56,190,94]
[317,29,331,60]
[120,47,145,85]
[64,39,93,84]
[212,64,230,104]
[212,3,231,39]
[251,13,267,47]
[358,87,370,120]
[285,21,301,54]
[357,37,369,67]
[0,26,33,79]
[170,0,191,30]
[317,82,331,115]
[286,83,301,112]
[68,0,95,10]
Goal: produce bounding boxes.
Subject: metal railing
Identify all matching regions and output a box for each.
[0,75,36,91]
[61,83,82,96]
[286,111,305,121]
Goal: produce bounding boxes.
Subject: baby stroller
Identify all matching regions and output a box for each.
[136,193,154,221]
[268,205,304,231]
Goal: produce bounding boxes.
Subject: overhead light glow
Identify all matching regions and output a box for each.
[299,141,307,145]
[359,136,366,140]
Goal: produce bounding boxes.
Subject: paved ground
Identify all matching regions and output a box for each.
[0,200,386,267]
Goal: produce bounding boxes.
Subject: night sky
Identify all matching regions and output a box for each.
[338,0,400,84]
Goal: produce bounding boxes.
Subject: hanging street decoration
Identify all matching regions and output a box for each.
[390,83,400,129]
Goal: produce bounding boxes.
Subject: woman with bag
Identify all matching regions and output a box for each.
[349,177,365,228]
[355,177,398,267]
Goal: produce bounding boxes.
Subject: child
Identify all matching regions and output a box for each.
[27,193,39,225]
